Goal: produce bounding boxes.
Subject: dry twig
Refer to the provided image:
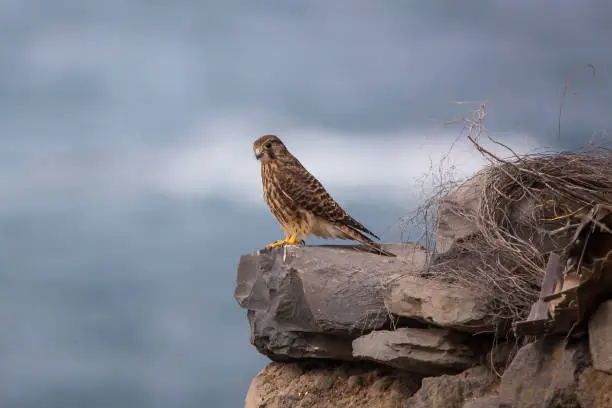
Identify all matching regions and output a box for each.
[405,101,612,328]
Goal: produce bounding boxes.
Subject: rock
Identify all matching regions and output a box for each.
[244,361,419,408]
[247,312,354,361]
[235,243,424,361]
[371,376,394,393]
[577,367,612,408]
[352,328,476,375]
[498,337,590,408]
[462,395,500,408]
[436,171,487,255]
[346,374,364,389]
[435,170,554,251]
[435,169,563,257]
[384,274,493,333]
[404,366,499,408]
[484,341,516,368]
[588,300,612,374]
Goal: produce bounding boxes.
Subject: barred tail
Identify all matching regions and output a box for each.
[335,224,396,257]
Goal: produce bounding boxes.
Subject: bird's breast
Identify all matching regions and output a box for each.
[261,163,311,236]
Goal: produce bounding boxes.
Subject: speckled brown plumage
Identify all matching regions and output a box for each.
[253,134,395,257]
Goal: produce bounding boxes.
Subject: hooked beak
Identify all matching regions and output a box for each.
[254,147,262,160]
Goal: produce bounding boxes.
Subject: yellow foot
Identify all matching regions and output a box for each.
[266,239,286,249]
[285,235,304,246]
[265,235,304,249]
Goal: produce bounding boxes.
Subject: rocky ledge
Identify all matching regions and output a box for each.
[235,243,612,407]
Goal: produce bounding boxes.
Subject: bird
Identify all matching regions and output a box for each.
[253,134,396,257]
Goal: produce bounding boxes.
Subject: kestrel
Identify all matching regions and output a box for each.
[253,134,396,257]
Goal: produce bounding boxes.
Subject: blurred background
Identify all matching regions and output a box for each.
[1,1,612,407]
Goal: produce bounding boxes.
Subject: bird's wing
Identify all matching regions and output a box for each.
[280,164,381,240]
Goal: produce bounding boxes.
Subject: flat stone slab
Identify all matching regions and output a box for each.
[352,328,476,375]
[384,274,493,333]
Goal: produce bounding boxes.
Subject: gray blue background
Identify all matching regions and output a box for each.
[2,1,612,407]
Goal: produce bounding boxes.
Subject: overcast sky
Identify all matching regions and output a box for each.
[1,1,612,407]
[2,0,612,210]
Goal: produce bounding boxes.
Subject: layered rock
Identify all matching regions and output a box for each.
[236,241,612,407]
[352,328,476,375]
[384,274,493,333]
[234,243,428,361]
[236,165,612,407]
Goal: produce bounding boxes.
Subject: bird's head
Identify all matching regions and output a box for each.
[253,134,288,163]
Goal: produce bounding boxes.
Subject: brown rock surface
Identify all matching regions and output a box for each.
[588,299,612,374]
[462,395,500,408]
[577,367,612,408]
[498,337,590,408]
[404,366,499,408]
[245,361,419,408]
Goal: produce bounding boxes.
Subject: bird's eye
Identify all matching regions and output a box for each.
[264,141,272,149]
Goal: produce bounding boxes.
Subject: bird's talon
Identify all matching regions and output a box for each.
[266,235,304,249]
[266,240,286,249]
[284,235,303,246]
